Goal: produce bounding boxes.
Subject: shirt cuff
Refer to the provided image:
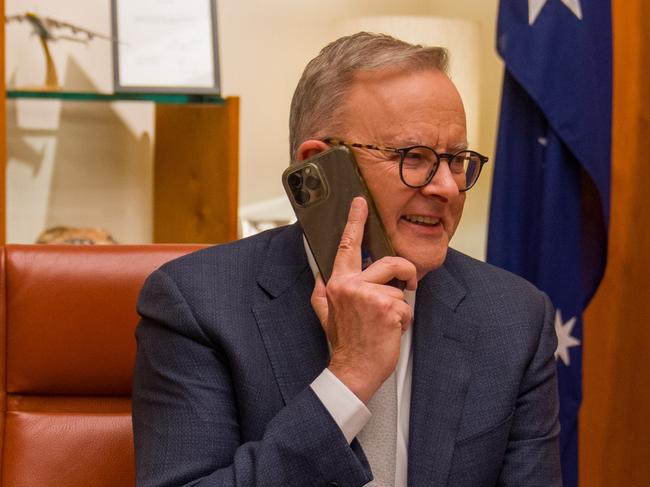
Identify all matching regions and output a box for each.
[310,368,371,444]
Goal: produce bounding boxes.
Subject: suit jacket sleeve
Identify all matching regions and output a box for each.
[497,292,562,486]
[132,268,372,487]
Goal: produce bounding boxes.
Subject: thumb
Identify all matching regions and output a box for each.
[331,197,367,275]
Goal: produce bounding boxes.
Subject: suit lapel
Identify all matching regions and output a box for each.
[252,224,329,404]
[408,262,478,486]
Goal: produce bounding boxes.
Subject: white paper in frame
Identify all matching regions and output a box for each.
[111,0,220,94]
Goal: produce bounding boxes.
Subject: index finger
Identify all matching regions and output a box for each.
[331,197,368,275]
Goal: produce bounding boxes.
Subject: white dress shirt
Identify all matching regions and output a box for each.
[305,239,414,487]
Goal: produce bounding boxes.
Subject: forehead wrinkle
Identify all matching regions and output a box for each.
[378,108,466,147]
[387,125,466,150]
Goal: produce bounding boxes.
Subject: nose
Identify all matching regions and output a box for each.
[418,161,461,201]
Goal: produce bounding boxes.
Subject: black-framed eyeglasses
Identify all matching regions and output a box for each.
[323,138,488,192]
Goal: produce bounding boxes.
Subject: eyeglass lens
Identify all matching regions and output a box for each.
[401,147,482,190]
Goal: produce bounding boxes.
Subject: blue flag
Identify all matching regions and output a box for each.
[487,1,611,485]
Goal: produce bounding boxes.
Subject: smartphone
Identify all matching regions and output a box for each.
[282,146,402,288]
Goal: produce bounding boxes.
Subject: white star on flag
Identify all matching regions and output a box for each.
[529,0,583,25]
[554,309,581,366]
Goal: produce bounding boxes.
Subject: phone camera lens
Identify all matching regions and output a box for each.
[295,189,311,206]
[305,175,321,190]
[288,172,303,190]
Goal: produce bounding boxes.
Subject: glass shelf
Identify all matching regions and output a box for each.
[6,90,226,105]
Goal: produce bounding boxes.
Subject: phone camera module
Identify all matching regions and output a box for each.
[288,172,303,190]
[285,163,326,207]
[295,189,311,206]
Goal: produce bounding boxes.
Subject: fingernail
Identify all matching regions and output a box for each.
[352,197,365,209]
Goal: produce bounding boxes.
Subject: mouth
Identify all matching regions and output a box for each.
[401,215,442,226]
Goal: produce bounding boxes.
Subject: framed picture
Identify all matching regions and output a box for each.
[111,0,220,94]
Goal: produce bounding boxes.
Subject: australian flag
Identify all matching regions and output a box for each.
[487,1,611,485]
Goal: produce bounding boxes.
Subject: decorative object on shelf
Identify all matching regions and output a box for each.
[111,0,220,95]
[5,11,114,91]
[36,226,117,245]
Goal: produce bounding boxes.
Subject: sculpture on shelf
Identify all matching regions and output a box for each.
[5,11,114,91]
[36,226,117,245]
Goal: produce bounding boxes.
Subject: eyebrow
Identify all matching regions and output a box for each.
[447,142,469,152]
[391,140,469,152]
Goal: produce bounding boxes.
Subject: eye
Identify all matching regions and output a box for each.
[402,147,434,166]
[384,150,402,161]
[405,152,425,160]
[449,157,466,174]
[450,151,479,174]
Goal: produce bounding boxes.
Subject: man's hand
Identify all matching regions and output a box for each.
[310,197,417,404]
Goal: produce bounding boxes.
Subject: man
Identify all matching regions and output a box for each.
[133,33,561,486]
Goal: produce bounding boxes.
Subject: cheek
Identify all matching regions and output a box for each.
[360,160,396,185]
[375,199,401,232]
[360,164,405,225]
[368,193,399,233]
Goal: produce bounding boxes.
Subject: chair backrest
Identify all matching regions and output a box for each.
[0,244,204,487]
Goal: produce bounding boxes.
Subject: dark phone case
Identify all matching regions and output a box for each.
[282,146,398,284]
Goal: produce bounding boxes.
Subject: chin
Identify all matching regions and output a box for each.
[393,235,450,280]
[399,249,448,281]
[416,258,446,280]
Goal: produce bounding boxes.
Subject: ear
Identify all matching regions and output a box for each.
[296,139,330,162]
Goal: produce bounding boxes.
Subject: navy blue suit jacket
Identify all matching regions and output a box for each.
[133,223,561,486]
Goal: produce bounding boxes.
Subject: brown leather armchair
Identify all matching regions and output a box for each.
[0,244,204,487]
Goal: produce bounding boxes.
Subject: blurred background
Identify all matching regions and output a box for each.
[4,0,501,260]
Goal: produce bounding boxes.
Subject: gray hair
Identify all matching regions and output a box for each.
[289,32,449,161]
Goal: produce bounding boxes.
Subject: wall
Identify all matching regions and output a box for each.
[5,0,500,255]
[426,0,502,259]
